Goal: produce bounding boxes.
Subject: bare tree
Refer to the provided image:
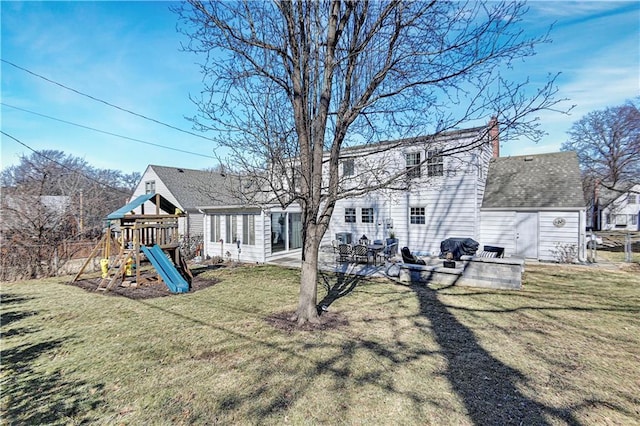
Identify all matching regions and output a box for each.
[177,0,565,324]
[1,150,138,279]
[561,99,640,194]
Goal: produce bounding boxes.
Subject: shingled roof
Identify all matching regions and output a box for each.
[482,151,586,209]
[148,165,243,209]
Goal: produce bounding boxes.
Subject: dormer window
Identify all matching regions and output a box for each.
[405,152,421,179]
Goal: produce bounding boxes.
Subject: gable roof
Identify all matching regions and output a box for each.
[482,151,586,209]
[597,182,640,209]
[148,165,242,209]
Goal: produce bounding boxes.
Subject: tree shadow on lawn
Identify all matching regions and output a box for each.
[410,279,584,426]
[314,270,582,424]
[1,300,105,424]
[316,271,362,314]
[119,269,592,424]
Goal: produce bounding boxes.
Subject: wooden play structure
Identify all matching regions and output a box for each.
[72,193,192,293]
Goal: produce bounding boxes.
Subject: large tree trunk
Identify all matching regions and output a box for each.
[292,222,323,324]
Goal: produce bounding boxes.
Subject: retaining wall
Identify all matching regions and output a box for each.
[397,255,524,290]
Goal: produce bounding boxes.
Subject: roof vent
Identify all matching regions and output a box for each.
[177,168,184,173]
[524,156,534,162]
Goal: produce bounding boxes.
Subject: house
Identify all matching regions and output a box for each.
[596,183,640,231]
[199,122,498,263]
[479,152,587,262]
[129,165,234,239]
[321,125,495,256]
[141,120,587,264]
[1,192,72,233]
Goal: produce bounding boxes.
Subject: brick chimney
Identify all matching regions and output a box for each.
[488,116,499,158]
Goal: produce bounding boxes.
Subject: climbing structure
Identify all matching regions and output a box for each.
[72,193,192,293]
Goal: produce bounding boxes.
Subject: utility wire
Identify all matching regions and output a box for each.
[1,59,214,142]
[1,102,216,159]
[1,130,132,196]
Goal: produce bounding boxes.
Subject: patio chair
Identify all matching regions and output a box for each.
[401,246,426,265]
[352,244,370,264]
[337,243,352,262]
[378,242,398,263]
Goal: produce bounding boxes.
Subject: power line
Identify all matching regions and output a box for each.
[0,130,132,196]
[1,58,214,142]
[1,102,216,159]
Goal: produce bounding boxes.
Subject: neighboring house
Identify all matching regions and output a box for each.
[480,152,587,261]
[129,165,234,238]
[597,183,640,231]
[1,193,72,233]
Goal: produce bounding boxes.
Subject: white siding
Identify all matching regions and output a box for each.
[538,211,580,261]
[323,142,491,255]
[130,166,197,238]
[600,185,640,231]
[187,211,204,239]
[202,211,267,263]
[480,209,584,261]
[479,211,516,255]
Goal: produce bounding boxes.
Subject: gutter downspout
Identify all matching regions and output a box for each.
[578,209,587,262]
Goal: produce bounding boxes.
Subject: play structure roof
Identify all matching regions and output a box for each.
[106,193,179,220]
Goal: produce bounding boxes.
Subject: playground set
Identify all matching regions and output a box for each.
[72,193,192,293]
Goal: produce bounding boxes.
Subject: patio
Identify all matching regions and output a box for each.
[266,246,393,279]
[266,245,526,290]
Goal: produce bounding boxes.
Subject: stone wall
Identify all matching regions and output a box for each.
[397,255,524,290]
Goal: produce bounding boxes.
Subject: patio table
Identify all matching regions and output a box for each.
[367,244,385,265]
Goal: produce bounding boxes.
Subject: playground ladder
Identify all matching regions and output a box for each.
[96,250,133,291]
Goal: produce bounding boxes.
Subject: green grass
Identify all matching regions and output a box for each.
[2,263,639,425]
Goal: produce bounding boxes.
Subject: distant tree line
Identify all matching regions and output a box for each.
[0,150,140,280]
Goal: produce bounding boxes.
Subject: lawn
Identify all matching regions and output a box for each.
[2,263,639,425]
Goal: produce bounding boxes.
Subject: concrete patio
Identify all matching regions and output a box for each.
[266,246,394,279]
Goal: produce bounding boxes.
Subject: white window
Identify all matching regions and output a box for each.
[427,150,443,177]
[410,207,426,224]
[361,208,374,223]
[630,214,638,226]
[614,215,627,226]
[242,214,256,245]
[210,215,221,242]
[405,152,421,178]
[226,215,238,243]
[345,208,356,223]
[342,159,355,176]
[145,180,156,194]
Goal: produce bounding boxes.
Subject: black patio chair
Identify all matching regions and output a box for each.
[337,243,352,262]
[352,244,370,264]
[401,246,426,265]
[379,242,398,263]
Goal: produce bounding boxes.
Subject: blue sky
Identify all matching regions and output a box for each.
[1,1,639,175]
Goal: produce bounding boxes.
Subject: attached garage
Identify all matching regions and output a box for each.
[480,152,587,262]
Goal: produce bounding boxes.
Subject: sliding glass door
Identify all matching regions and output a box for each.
[271,212,302,252]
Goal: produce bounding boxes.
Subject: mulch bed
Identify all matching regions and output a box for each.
[69,273,220,300]
[265,310,350,333]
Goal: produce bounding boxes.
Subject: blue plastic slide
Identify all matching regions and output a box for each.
[140,245,190,293]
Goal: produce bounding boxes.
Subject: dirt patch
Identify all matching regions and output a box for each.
[619,262,640,273]
[68,273,220,300]
[265,310,350,333]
